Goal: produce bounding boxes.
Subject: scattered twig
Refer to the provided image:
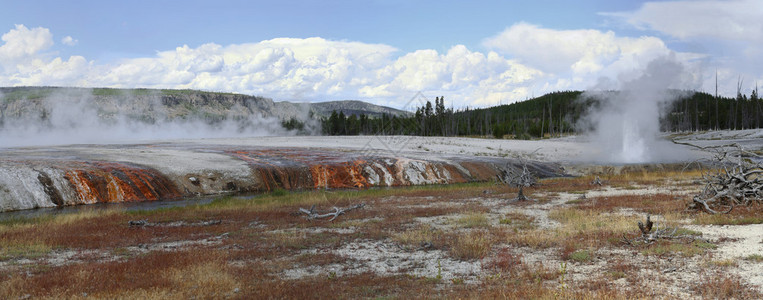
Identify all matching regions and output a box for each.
[299,203,365,221]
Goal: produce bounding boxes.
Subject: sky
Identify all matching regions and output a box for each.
[1,0,762,109]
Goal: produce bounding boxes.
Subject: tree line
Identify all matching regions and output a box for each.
[321,89,763,138]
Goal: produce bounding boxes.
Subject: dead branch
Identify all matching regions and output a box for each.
[299,203,365,221]
[688,144,763,214]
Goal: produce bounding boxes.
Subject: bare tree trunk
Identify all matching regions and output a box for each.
[548,101,553,138]
[716,70,720,130]
[540,104,545,138]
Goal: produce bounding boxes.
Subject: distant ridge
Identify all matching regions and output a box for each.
[0,87,410,125]
[285,100,411,118]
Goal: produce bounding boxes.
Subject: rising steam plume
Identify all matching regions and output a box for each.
[579,56,699,164]
[0,88,315,147]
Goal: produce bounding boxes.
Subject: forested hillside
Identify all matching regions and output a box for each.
[322,90,763,138]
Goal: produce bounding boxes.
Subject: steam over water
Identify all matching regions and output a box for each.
[580,56,698,164]
[0,88,307,148]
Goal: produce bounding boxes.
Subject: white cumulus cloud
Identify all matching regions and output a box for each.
[606,0,763,42]
[603,0,763,97]
[61,36,78,46]
[0,21,746,108]
[483,22,675,78]
[0,24,55,73]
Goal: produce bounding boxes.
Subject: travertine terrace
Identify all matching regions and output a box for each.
[0,137,564,212]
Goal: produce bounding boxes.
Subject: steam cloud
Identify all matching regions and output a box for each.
[579,56,698,164]
[0,89,308,148]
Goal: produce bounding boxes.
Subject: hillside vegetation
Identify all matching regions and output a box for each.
[322,90,763,138]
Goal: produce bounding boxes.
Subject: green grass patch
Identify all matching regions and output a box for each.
[568,250,591,262]
[607,271,627,279]
[674,228,703,236]
[642,240,716,257]
[0,242,52,261]
[0,215,55,228]
[0,87,55,102]
[744,254,763,262]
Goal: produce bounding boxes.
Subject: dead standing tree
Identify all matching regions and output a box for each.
[689,145,763,214]
[499,160,538,202]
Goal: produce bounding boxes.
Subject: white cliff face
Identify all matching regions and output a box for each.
[0,165,57,211]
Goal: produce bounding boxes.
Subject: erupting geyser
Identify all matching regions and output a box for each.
[582,56,697,164]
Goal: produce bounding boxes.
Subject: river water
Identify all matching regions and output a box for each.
[0,196,217,222]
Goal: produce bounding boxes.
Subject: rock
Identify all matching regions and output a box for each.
[128,220,149,227]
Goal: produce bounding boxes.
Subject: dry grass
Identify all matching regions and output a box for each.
[448,230,492,260]
[575,193,687,215]
[499,212,536,230]
[0,249,230,298]
[524,208,636,248]
[707,259,738,268]
[392,224,443,249]
[692,272,763,299]
[692,205,763,225]
[641,239,716,257]
[453,212,490,228]
[603,168,704,185]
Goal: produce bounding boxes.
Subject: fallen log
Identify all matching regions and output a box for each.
[299,203,365,221]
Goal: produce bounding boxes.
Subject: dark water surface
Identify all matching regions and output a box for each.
[0,197,218,222]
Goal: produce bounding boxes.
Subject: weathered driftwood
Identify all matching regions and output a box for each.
[689,145,763,214]
[299,203,365,221]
